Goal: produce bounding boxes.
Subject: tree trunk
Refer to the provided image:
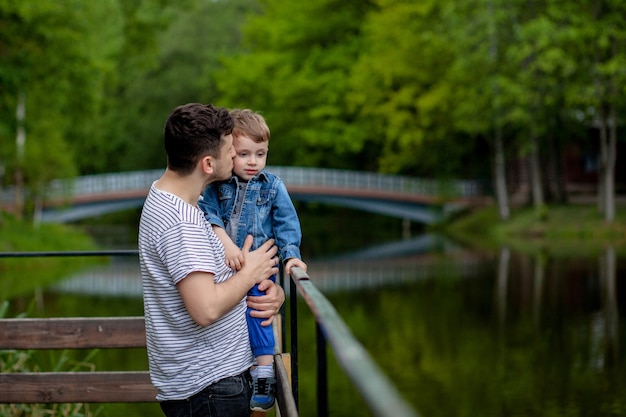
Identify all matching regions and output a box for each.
[597,107,607,216]
[528,131,544,211]
[488,0,509,221]
[493,128,510,221]
[547,122,567,204]
[14,92,26,220]
[604,101,616,223]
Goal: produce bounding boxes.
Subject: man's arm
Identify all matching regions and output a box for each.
[177,236,278,327]
[271,179,303,261]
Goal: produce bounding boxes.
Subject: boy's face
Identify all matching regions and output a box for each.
[232,135,268,181]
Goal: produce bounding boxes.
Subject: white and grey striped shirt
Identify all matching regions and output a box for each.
[138,182,253,401]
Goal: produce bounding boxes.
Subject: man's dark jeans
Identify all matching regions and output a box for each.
[159,371,252,417]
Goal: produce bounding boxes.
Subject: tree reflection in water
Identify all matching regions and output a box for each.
[4,238,625,417]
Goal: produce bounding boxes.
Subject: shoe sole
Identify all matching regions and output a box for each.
[250,404,274,412]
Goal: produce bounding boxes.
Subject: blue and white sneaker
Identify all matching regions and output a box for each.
[250,376,276,411]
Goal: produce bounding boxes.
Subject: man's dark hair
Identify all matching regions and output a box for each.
[163,103,234,175]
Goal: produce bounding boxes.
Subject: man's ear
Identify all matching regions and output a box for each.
[201,156,214,175]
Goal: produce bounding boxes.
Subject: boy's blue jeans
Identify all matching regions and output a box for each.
[247,275,276,357]
[159,371,252,417]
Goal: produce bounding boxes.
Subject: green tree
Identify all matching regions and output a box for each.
[215,0,375,169]
[0,1,123,217]
[88,0,169,173]
[349,0,462,175]
[101,0,258,172]
[501,0,578,212]
[569,0,626,223]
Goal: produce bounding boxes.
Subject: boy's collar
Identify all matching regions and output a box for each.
[230,169,269,183]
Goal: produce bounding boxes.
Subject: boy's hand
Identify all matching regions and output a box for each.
[212,225,244,270]
[284,258,307,275]
[223,240,244,270]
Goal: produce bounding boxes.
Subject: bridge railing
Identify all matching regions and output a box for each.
[0,167,484,206]
[46,169,165,198]
[270,166,482,198]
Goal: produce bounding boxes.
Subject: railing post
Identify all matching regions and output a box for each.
[279,267,286,351]
[290,275,299,410]
[316,322,328,417]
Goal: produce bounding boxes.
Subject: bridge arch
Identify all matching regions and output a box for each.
[0,167,486,224]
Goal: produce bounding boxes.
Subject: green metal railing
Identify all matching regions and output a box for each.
[287,266,419,417]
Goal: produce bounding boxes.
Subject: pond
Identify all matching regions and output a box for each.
[2,213,625,417]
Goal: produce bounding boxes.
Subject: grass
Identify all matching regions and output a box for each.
[0,213,102,301]
[0,212,99,252]
[441,202,626,258]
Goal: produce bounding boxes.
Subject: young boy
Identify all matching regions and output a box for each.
[199,108,307,412]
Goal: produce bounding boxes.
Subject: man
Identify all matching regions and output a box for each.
[138,103,284,417]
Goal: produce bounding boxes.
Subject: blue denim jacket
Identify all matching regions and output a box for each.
[199,170,302,262]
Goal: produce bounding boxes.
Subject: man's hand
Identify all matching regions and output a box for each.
[247,279,285,327]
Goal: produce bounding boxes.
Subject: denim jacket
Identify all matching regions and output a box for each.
[199,170,302,262]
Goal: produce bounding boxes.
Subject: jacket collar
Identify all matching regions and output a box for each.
[229,169,269,184]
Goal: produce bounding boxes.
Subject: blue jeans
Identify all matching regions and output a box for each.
[159,371,252,417]
[247,275,276,357]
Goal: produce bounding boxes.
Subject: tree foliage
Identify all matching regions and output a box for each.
[0,0,256,218]
[0,1,122,184]
[0,0,624,219]
[216,0,376,169]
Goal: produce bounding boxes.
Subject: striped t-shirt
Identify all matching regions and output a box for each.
[138,182,253,401]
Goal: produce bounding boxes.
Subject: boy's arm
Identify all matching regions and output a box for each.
[271,179,303,261]
[199,184,243,269]
[213,225,244,270]
[198,185,226,228]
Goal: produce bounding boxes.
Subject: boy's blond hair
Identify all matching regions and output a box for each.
[230,109,270,143]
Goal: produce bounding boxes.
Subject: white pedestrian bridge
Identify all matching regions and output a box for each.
[1,167,488,224]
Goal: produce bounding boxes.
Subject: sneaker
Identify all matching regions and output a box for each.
[250,376,276,411]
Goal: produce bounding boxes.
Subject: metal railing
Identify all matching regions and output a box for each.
[287,266,419,417]
[1,250,421,417]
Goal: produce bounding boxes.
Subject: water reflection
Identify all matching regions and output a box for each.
[492,245,622,374]
[600,246,619,369]
[32,238,626,417]
[321,245,626,417]
[496,246,510,327]
[53,235,485,295]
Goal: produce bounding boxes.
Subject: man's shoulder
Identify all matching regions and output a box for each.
[144,189,202,226]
